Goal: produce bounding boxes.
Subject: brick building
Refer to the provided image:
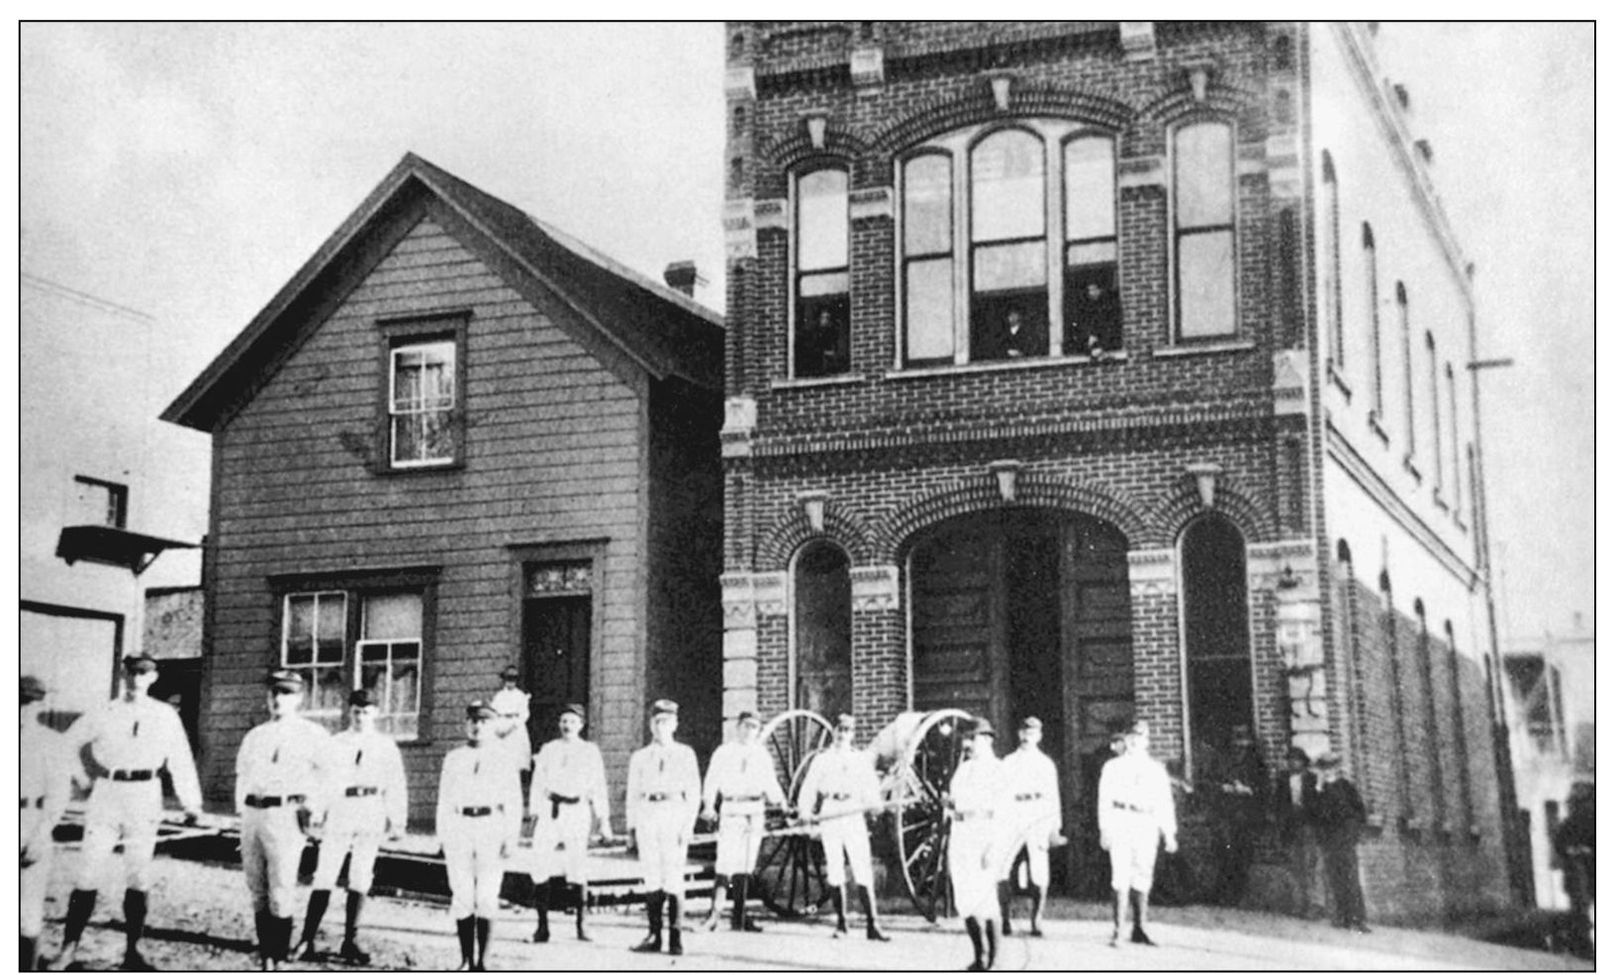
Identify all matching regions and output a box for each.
[717,21,1513,919]
[163,154,725,823]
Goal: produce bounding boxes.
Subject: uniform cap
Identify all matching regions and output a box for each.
[21,675,47,703]
[735,710,760,726]
[500,665,520,680]
[649,699,679,718]
[1315,753,1342,769]
[835,713,856,731]
[466,700,498,721]
[1131,719,1151,737]
[266,669,305,694]
[122,654,159,675]
[972,717,997,738]
[348,689,376,709]
[561,702,587,720]
[1020,716,1043,731]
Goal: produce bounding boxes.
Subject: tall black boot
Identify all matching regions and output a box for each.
[61,888,98,952]
[455,915,475,970]
[253,911,271,966]
[275,915,296,964]
[1030,884,1046,936]
[340,891,372,964]
[998,881,1013,935]
[832,885,849,936]
[473,916,491,971]
[667,893,684,955]
[573,883,590,942]
[22,936,36,972]
[732,873,761,931]
[532,878,551,943]
[858,886,889,941]
[1129,889,1155,946]
[122,889,152,970]
[296,889,331,960]
[984,915,1000,969]
[964,917,985,971]
[631,892,663,952]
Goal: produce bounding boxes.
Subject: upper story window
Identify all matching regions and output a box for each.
[1446,364,1462,513]
[898,120,1119,368]
[1363,223,1385,417]
[1398,283,1416,456]
[1172,121,1237,341]
[72,475,128,528]
[1321,151,1345,370]
[1427,331,1442,493]
[389,338,457,468]
[792,168,851,378]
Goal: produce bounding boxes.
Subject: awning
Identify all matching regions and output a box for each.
[55,525,199,575]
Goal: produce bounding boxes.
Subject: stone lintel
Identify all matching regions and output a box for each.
[1119,155,1164,190]
[850,564,900,612]
[724,65,757,101]
[1127,547,1176,596]
[1247,538,1319,595]
[724,198,757,262]
[753,571,788,617]
[850,187,893,222]
[754,198,788,232]
[850,45,885,87]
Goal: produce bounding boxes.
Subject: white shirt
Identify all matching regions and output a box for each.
[491,687,529,722]
[948,753,1008,821]
[21,713,71,831]
[624,741,700,833]
[801,746,880,812]
[530,736,610,824]
[73,694,202,810]
[324,727,409,828]
[702,742,786,809]
[236,714,331,814]
[435,744,523,841]
[1001,745,1062,827]
[1097,749,1176,842]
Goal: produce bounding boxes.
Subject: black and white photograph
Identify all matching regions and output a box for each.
[17,20,1595,971]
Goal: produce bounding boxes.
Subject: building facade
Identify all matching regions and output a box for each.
[163,155,725,824]
[718,21,1511,918]
[20,274,209,728]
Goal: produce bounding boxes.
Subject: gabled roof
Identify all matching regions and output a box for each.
[162,152,724,432]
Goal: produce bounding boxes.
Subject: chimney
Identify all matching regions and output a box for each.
[663,260,702,297]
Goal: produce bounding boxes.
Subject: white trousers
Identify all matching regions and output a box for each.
[1007,808,1053,887]
[530,799,591,884]
[442,817,507,917]
[1106,816,1160,893]
[715,801,766,876]
[242,805,307,916]
[21,807,54,938]
[636,804,691,892]
[948,818,1002,919]
[78,779,163,890]
[817,806,873,888]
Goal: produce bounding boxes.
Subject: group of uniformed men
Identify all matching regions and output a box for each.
[21,658,1181,972]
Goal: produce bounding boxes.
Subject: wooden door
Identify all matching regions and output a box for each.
[910,521,1003,722]
[523,595,591,748]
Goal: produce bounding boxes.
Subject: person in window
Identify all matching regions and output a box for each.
[1064,277,1122,357]
[993,307,1047,359]
[797,307,850,377]
[1314,754,1371,933]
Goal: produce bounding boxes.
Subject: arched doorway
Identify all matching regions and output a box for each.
[792,541,853,717]
[1179,515,1255,784]
[905,508,1131,894]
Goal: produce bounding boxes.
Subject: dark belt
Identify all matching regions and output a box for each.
[344,786,381,798]
[1014,793,1046,802]
[245,794,306,808]
[109,769,157,782]
[1112,801,1148,814]
[547,792,581,819]
[459,805,500,818]
[821,792,853,802]
[722,793,765,803]
[20,797,44,809]
[643,792,684,803]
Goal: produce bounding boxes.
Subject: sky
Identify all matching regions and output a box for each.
[16,22,1595,639]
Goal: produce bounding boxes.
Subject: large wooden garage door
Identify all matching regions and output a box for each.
[910,521,997,722]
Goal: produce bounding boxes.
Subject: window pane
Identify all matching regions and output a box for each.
[285,595,314,657]
[797,169,848,272]
[1067,240,1117,268]
[799,271,850,298]
[392,416,421,464]
[364,593,422,640]
[973,240,1047,293]
[314,665,348,714]
[1178,230,1236,338]
[1175,123,1234,228]
[905,258,954,362]
[1063,263,1121,355]
[795,295,850,378]
[1064,136,1116,242]
[903,154,952,255]
[971,130,1044,242]
[316,594,347,664]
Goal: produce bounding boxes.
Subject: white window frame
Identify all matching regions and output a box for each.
[789,166,853,379]
[1169,119,1239,343]
[356,592,424,740]
[388,339,457,469]
[280,591,349,725]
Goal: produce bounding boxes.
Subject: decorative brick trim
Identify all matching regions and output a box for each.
[1118,155,1165,190]
[1152,479,1273,545]
[850,564,900,612]
[1127,547,1177,596]
[721,395,757,458]
[724,65,757,101]
[760,128,870,171]
[724,198,756,262]
[1138,83,1260,132]
[1273,349,1310,417]
[1118,22,1155,60]
[872,474,1151,562]
[753,198,788,232]
[867,85,1133,155]
[721,571,756,631]
[752,571,788,617]
[849,186,893,222]
[1247,538,1319,594]
[758,496,874,569]
[850,45,885,87]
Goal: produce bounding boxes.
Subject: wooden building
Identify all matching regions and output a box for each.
[163,154,725,823]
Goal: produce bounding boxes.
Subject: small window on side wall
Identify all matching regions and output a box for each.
[793,168,851,378]
[389,338,457,467]
[1172,121,1237,341]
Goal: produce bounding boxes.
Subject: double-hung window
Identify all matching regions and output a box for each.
[898,120,1120,368]
[792,168,851,378]
[389,338,457,468]
[1172,121,1237,341]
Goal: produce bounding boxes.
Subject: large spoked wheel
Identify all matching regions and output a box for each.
[754,710,835,918]
[892,708,973,923]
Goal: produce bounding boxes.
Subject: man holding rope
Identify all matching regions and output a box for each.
[799,713,889,941]
[699,711,790,932]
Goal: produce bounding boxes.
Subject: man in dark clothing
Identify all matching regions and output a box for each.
[1553,782,1595,956]
[1314,755,1370,933]
[1271,746,1322,918]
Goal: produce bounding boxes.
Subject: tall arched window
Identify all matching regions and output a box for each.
[793,542,852,716]
[1427,333,1442,494]
[901,153,955,365]
[1447,364,1462,512]
[970,129,1048,360]
[1398,282,1415,455]
[1322,151,1345,370]
[1381,571,1413,819]
[1364,224,1384,418]
[1415,600,1443,826]
[1335,541,1371,794]
[1180,515,1252,781]
[1173,121,1237,341]
[1063,135,1121,354]
[1445,620,1474,828]
[793,168,851,378]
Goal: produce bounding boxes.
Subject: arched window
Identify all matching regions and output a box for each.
[970,128,1048,360]
[1398,282,1415,455]
[1063,135,1121,355]
[1335,541,1370,792]
[793,542,852,716]
[902,152,955,365]
[1415,599,1443,826]
[1447,364,1462,512]
[793,167,851,378]
[1445,620,1474,827]
[1364,224,1384,417]
[1427,333,1442,495]
[1180,515,1252,781]
[1322,152,1345,370]
[1381,571,1413,819]
[1172,121,1237,341]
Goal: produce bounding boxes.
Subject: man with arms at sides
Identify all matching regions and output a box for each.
[800,713,890,942]
[998,716,1063,937]
[625,699,701,956]
[699,711,790,932]
[528,702,611,944]
[437,700,523,971]
[1097,719,1177,948]
[948,718,1007,971]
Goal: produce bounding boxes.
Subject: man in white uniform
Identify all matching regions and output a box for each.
[21,675,70,972]
[1097,719,1177,947]
[948,717,1007,971]
[799,713,889,941]
[295,689,408,965]
[625,699,701,956]
[237,669,331,970]
[490,665,533,782]
[528,702,611,943]
[57,654,204,972]
[699,711,789,932]
[998,715,1062,937]
[437,700,523,971]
